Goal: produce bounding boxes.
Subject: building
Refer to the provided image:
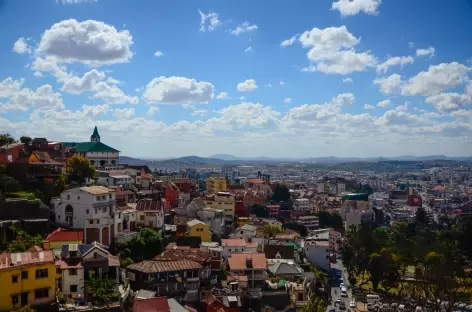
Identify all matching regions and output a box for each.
[232,224,257,242]
[197,208,225,238]
[303,239,330,271]
[267,205,280,218]
[227,253,268,289]
[63,127,120,170]
[206,192,236,221]
[187,219,211,243]
[0,142,25,164]
[293,199,310,212]
[0,250,56,311]
[207,176,227,194]
[52,186,122,246]
[43,228,84,257]
[135,198,166,230]
[221,239,258,258]
[205,293,242,312]
[296,215,319,235]
[317,183,326,193]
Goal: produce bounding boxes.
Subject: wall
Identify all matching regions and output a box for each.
[305,245,329,271]
[61,267,85,297]
[189,224,211,243]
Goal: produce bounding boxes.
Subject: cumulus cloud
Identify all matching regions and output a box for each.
[343,77,353,83]
[230,22,258,36]
[147,106,160,116]
[81,104,109,117]
[13,38,31,54]
[416,46,435,57]
[373,74,403,95]
[298,25,377,75]
[0,77,25,98]
[376,99,391,108]
[364,104,375,110]
[5,84,65,112]
[331,0,382,16]
[113,107,135,119]
[60,69,106,94]
[37,19,134,66]
[280,34,299,47]
[143,76,215,104]
[237,79,258,92]
[92,82,139,105]
[198,10,221,32]
[425,93,471,113]
[216,92,229,99]
[154,51,164,57]
[376,56,414,74]
[284,97,292,104]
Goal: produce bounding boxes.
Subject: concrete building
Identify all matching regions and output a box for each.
[197,207,225,238]
[221,239,258,258]
[206,176,227,194]
[294,198,310,212]
[303,239,330,271]
[297,215,319,235]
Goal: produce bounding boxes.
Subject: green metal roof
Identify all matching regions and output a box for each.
[63,142,120,153]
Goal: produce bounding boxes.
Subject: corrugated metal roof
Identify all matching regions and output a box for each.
[127,260,202,273]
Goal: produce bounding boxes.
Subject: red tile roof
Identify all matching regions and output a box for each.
[127,260,202,273]
[222,239,247,247]
[132,297,170,312]
[45,228,84,242]
[228,253,267,270]
[0,250,55,271]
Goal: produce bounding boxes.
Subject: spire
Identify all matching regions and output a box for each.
[91,126,100,142]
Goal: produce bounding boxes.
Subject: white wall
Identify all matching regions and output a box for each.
[305,245,330,271]
[62,267,85,297]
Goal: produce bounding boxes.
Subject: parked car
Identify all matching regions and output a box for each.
[350,300,356,308]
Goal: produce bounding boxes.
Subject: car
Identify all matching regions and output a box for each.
[335,298,342,304]
[339,305,347,310]
[350,301,356,308]
[339,301,346,307]
[340,282,345,288]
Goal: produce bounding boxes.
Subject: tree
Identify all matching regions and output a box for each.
[0,173,22,193]
[271,184,290,202]
[315,211,343,231]
[6,226,44,252]
[54,173,68,192]
[283,222,308,237]
[251,204,268,218]
[0,133,15,146]
[119,227,164,262]
[301,294,326,312]
[19,136,32,146]
[67,154,96,184]
[263,223,283,238]
[86,276,121,303]
[11,305,35,312]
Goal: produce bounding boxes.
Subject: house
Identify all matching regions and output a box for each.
[52,186,123,246]
[43,228,84,257]
[0,142,25,164]
[197,207,225,238]
[232,224,257,242]
[268,263,302,278]
[135,198,166,229]
[227,253,268,289]
[267,205,280,218]
[185,198,208,218]
[132,297,170,312]
[242,190,265,207]
[293,199,310,212]
[303,240,330,272]
[56,242,120,300]
[127,260,202,302]
[296,215,319,235]
[164,182,180,208]
[221,239,258,258]
[204,293,242,312]
[200,243,223,272]
[205,192,236,221]
[264,244,295,261]
[207,176,227,194]
[187,219,211,243]
[234,201,248,218]
[0,250,56,311]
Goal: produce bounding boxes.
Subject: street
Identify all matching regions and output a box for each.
[328,259,354,312]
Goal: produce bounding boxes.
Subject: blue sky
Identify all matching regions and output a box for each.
[0,0,472,158]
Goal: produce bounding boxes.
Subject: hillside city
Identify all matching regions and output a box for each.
[0,129,472,312]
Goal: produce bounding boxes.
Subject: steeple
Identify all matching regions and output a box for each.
[91,126,100,142]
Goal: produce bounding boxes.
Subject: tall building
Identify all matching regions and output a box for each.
[206,176,227,194]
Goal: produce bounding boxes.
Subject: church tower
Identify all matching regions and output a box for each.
[91,126,101,142]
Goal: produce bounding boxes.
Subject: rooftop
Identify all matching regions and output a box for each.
[0,250,54,270]
[127,260,202,273]
[63,141,120,153]
[228,253,267,270]
[187,219,206,227]
[132,297,170,312]
[79,186,110,195]
[45,228,84,242]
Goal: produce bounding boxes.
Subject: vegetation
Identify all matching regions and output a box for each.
[67,154,96,184]
[341,216,472,312]
[271,183,290,202]
[19,136,32,146]
[301,293,326,312]
[263,223,284,238]
[6,191,37,200]
[251,204,268,218]
[11,305,35,312]
[54,173,68,192]
[86,276,121,303]
[0,133,15,146]
[5,226,44,252]
[0,171,22,193]
[115,227,164,263]
[315,211,343,232]
[283,222,308,237]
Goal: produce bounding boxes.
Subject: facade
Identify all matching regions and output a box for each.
[205,192,236,220]
[42,228,84,257]
[52,186,122,246]
[293,199,310,212]
[197,208,225,238]
[297,215,319,235]
[0,250,56,311]
[0,143,24,165]
[135,198,166,229]
[227,253,268,289]
[207,176,227,194]
[232,224,257,242]
[221,239,258,258]
[303,240,330,272]
[187,219,211,243]
[267,205,280,218]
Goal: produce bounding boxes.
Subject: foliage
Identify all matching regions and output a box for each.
[54,173,68,192]
[263,223,284,238]
[0,133,15,146]
[6,191,37,200]
[251,204,268,218]
[301,293,326,312]
[310,264,328,285]
[117,227,163,262]
[0,173,22,193]
[86,276,121,303]
[6,226,44,253]
[67,154,96,184]
[11,305,35,312]
[56,290,66,303]
[19,136,32,146]
[283,222,308,237]
[315,211,343,231]
[271,183,290,202]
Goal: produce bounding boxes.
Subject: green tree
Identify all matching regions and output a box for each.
[271,184,290,202]
[0,133,15,146]
[6,226,44,252]
[120,227,164,262]
[0,173,22,193]
[301,294,326,312]
[54,173,68,192]
[11,305,35,312]
[251,204,268,218]
[19,136,32,146]
[283,222,308,237]
[86,276,120,303]
[67,154,96,184]
[263,223,283,238]
[315,211,343,231]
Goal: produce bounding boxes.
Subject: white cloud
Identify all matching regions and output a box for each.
[416,46,435,57]
[451,109,472,119]
[284,97,292,104]
[81,104,109,117]
[34,71,43,77]
[92,82,139,105]
[343,77,353,83]
[230,22,258,36]
[280,34,299,47]
[401,62,470,96]
[154,51,164,57]
[364,104,375,110]
[395,103,409,111]
[239,96,245,100]
[57,0,97,4]
[147,106,160,116]
[376,56,414,74]
[376,99,391,108]
[237,79,258,92]
[0,77,25,98]
[265,84,273,88]
[113,108,135,119]
[280,81,285,86]
[37,19,134,66]
[425,93,471,112]
[216,92,229,99]
[191,108,208,116]
[331,0,382,16]
[6,84,65,111]
[373,74,403,95]
[107,77,120,84]
[60,69,106,94]
[198,10,221,32]
[144,76,215,104]
[244,47,253,53]
[13,38,31,54]
[298,26,376,75]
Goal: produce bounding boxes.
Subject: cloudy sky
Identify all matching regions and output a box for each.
[0,0,472,158]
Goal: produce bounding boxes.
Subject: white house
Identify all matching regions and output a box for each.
[52,186,122,246]
[197,207,225,237]
[303,240,330,272]
[232,224,257,242]
[294,198,310,211]
[135,198,165,230]
[221,239,258,258]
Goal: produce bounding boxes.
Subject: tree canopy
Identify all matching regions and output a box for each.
[116,227,164,263]
[315,211,343,231]
[19,136,32,146]
[301,294,326,312]
[86,276,120,303]
[251,204,268,218]
[263,223,284,238]
[67,154,96,184]
[5,226,44,253]
[0,133,15,146]
[271,184,290,202]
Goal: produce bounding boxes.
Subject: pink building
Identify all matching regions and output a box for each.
[267,205,280,217]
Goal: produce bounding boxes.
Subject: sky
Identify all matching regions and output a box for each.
[0,0,472,158]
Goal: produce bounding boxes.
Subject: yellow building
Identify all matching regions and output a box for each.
[0,250,56,311]
[205,192,235,220]
[236,217,251,228]
[42,228,84,257]
[206,176,227,194]
[187,219,211,243]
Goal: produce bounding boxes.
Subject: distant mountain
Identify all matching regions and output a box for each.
[119,156,151,166]
[160,155,227,165]
[210,154,240,161]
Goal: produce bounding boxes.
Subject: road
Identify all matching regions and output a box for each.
[328,259,354,312]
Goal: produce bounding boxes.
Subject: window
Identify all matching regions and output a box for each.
[12,275,18,283]
[56,268,61,274]
[95,208,98,214]
[35,269,48,279]
[140,215,144,220]
[102,196,106,200]
[89,219,93,225]
[34,288,49,299]
[21,271,28,280]
[11,295,19,305]
[96,196,101,201]
[67,195,70,200]
[78,196,80,200]
[69,269,78,275]
[86,209,89,214]
[21,292,28,305]
[70,285,78,293]
[57,215,60,220]
[103,206,107,213]
[96,219,100,224]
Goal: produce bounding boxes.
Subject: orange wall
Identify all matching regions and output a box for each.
[0,145,23,165]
